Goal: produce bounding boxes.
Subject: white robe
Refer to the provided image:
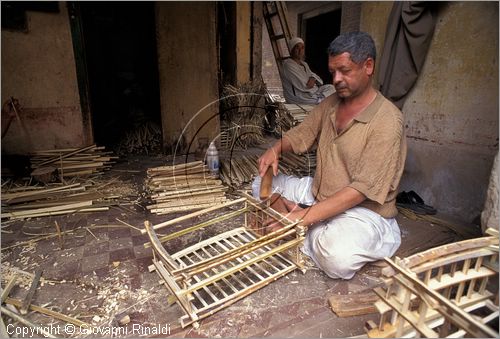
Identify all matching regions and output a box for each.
[281,58,335,105]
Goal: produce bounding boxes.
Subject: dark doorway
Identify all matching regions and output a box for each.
[79,2,161,151]
[304,9,341,85]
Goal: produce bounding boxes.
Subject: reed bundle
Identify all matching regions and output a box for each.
[220,81,267,151]
[219,152,317,188]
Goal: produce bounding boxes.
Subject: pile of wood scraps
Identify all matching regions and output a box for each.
[146,161,228,215]
[1,271,90,337]
[1,177,124,220]
[283,103,315,124]
[220,152,317,187]
[30,144,117,180]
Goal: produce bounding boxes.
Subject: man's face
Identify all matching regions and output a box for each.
[328,52,374,99]
[291,43,305,60]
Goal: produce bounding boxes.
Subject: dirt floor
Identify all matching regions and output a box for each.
[0,153,486,338]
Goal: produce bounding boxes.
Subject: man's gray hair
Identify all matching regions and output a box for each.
[327,31,376,64]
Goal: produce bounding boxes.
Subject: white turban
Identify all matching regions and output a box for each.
[288,37,304,52]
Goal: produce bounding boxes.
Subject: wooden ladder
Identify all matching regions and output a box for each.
[262,1,292,75]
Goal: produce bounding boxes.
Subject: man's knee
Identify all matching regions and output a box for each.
[316,250,360,280]
[311,231,367,279]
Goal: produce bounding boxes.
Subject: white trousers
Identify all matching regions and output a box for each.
[252,174,401,279]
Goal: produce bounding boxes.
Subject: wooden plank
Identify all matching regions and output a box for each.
[329,292,380,317]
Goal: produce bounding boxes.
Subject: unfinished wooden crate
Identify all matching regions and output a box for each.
[366,233,499,338]
[143,194,306,328]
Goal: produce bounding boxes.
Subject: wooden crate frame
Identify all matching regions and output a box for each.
[143,194,306,328]
[366,234,499,338]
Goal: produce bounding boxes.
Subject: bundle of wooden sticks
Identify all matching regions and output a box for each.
[146,161,228,215]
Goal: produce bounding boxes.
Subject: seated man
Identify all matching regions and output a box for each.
[281,37,335,105]
[253,32,407,280]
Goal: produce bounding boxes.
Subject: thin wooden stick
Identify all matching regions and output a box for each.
[141,197,246,234]
[20,268,43,314]
[54,221,63,249]
[1,274,18,303]
[115,218,142,232]
[0,317,8,339]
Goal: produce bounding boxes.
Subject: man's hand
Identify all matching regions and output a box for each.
[264,197,312,233]
[306,77,316,89]
[258,144,280,177]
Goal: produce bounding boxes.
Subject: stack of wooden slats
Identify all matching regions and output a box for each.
[1,180,119,220]
[30,145,117,178]
[283,103,315,124]
[146,161,228,215]
[220,152,317,187]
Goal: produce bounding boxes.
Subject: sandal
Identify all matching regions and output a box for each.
[406,190,437,215]
[396,191,428,214]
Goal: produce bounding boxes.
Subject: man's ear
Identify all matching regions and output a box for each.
[364,58,375,76]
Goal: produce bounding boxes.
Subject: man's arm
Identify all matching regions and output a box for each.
[282,60,318,94]
[287,187,366,226]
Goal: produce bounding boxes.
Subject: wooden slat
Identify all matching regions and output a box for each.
[142,197,246,233]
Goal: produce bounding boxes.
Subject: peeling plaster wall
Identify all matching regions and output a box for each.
[362,2,499,222]
[1,2,86,153]
[155,2,219,155]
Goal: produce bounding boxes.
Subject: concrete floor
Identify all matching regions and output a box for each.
[0,154,483,338]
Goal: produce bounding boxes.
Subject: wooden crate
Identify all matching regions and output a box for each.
[143,194,306,328]
[366,232,499,338]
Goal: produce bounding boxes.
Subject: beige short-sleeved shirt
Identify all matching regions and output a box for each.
[284,91,407,218]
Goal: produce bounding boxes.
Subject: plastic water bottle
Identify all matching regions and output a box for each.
[206,141,219,177]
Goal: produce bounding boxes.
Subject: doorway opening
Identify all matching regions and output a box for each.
[303,9,341,85]
[79,2,162,154]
